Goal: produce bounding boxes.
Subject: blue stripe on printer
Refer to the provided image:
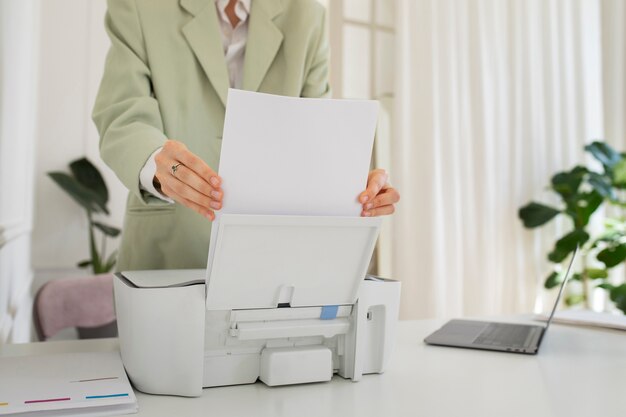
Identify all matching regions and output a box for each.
[320,305,339,320]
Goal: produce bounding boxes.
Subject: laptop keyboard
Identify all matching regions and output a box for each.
[473,323,535,348]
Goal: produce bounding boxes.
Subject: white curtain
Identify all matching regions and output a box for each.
[602,0,626,148]
[392,0,610,319]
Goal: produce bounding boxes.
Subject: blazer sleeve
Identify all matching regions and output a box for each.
[92,0,167,205]
[300,7,331,99]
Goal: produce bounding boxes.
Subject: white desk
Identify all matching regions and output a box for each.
[2,319,625,417]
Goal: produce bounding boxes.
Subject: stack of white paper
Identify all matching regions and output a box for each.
[0,351,137,416]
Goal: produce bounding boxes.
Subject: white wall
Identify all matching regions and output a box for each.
[31,0,126,278]
[0,0,40,343]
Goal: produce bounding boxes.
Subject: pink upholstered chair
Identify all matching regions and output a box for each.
[33,274,117,341]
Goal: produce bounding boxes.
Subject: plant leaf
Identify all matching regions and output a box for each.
[103,250,118,273]
[70,158,109,208]
[609,283,626,314]
[544,271,562,289]
[88,222,102,274]
[77,260,92,268]
[585,141,622,171]
[597,283,614,290]
[587,172,615,200]
[548,229,589,263]
[518,202,560,228]
[585,268,608,279]
[551,166,587,198]
[564,191,603,228]
[48,172,104,214]
[597,244,626,268]
[564,294,585,306]
[612,159,626,187]
[93,221,121,237]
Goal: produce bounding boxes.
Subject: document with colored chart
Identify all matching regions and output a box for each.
[0,351,137,416]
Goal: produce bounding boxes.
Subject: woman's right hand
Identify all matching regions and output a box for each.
[154,139,222,220]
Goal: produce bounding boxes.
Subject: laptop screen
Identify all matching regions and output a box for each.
[544,246,579,331]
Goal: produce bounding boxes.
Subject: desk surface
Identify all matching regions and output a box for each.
[2,318,625,417]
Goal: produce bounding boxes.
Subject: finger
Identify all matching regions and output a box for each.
[359,169,388,204]
[162,175,222,211]
[174,148,221,188]
[161,182,216,221]
[362,204,395,217]
[365,187,400,210]
[158,140,222,189]
[169,164,223,202]
[154,165,217,204]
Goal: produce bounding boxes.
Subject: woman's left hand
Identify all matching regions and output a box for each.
[359,169,400,217]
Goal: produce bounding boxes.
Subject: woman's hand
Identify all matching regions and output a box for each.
[359,169,400,217]
[154,139,222,220]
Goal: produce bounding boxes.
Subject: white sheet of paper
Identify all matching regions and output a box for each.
[536,310,626,331]
[217,89,379,216]
[0,351,137,416]
[207,89,379,275]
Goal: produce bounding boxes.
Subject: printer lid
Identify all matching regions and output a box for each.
[120,269,204,288]
[205,214,381,310]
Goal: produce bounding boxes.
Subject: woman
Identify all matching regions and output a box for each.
[93,0,400,270]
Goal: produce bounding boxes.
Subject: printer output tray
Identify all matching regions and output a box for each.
[205,214,382,310]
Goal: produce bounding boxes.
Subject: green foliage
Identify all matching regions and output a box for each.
[586,268,608,279]
[69,158,109,213]
[544,271,562,289]
[551,166,587,198]
[612,160,626,186]
[587,172,615,199]
[518,203,560,228]
[608,284,626,312]
[519,141,626,314]
[93,221,121,237]
[548,229,589,263]
[597,244,626,268]
[584,142,621,170]
[48,157,120,274]
[48,173,105,214]
[565,294,586,306]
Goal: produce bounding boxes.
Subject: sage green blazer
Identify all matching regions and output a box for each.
[93,0,330,271]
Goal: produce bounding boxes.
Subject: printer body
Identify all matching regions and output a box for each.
[113,215,401,397]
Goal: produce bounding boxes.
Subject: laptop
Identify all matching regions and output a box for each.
[424,246,578,354]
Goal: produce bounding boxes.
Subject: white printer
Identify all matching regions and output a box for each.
[113,214,401,397]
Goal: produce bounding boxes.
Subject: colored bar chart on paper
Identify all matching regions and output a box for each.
[0,351,137,416]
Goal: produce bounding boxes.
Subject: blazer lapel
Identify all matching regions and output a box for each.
[181,0,229,106]
[242,0,284,92]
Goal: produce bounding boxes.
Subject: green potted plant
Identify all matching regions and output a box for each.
[518,141,626,314]
[48,157,120,273]
[47,157,120,338]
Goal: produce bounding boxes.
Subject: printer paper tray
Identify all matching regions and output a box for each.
[232,318,351,340]
[230,306,353,322]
